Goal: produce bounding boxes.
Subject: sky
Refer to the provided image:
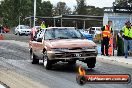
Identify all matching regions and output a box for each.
[44,0,115,9]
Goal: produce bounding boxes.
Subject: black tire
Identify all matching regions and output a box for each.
[14,32,17,35]
[26,34,28,36]
[68,60,76,65]
[19,32,22,36]
[76,75,87,85]
[85,58,96,69]
[30,51,39,64]
[43,52,52,70]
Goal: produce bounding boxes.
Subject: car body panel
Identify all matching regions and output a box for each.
[44,39,96,49]
[79,29,93,40]
[29,27,97,61]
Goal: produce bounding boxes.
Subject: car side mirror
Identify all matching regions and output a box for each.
[37,38,42,42]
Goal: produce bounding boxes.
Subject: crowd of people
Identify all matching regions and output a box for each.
[101,20,132,58]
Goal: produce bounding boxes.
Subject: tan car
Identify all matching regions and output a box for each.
[29,27,98,70]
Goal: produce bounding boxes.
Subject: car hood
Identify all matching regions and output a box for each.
[45,39,96,49]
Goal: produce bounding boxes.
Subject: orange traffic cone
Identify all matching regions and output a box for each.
[108,37,113,56]
[104,37,113,56]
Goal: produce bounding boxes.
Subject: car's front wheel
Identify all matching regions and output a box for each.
[30,51,39,64]
[85,58,96,69]
[19,32,22,36]
[43,52,52,70]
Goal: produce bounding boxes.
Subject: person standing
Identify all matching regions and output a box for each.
[120,21,132,58]
[31,26,37,41]
[101,21,113,56]
[0,25,2,34]
[40,21,46,30]
[0,25,3,40]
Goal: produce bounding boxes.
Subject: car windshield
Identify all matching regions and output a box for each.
[45,28,85,40]
[20,25,30,29]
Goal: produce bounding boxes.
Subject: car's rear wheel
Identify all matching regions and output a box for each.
[18,32,22,36]
[85,58,96,69]
[30,52,39,64]
[14,32,17,35]
[43,52,52,70]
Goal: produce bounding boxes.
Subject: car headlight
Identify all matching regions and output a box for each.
[51,48,69,51]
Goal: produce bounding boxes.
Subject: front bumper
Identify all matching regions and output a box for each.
[20,31,31,35]
[47,50,97,61]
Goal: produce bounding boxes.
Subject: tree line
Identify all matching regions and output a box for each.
[114,0,132,7]
[0,0,104,28]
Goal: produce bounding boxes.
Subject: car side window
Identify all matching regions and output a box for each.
[20,26,23,29]
[33,31,41,41]
[45,29,55,40]
[36,30,44,39]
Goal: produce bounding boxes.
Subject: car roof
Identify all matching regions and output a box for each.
[91,27,101,28]
[47,27,75,30]
[35,26,40,27]
[18,25,30,27]
[48,27,75,28]
[18,25,26,26]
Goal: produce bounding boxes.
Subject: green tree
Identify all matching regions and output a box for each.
[114,0,132,7]
[87,6,103,16]
[75,0,87,15]
[53,2,72,16]
[0,0,33,27]
[38,1,53,17]
[0,0,53,27]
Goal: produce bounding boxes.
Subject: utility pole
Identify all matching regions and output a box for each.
[34,0,36,27]
[19,0,22,26]
[19,16,21,26]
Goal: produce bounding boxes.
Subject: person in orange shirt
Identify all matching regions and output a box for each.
[101,21,113,56]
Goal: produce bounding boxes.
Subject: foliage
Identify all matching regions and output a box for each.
[0,0,53,27]
[114,0,132,7]
[0,0,104,28]
[75,0,87,15]
[52,2,72,16]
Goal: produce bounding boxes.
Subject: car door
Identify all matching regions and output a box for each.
[32,30,45,58]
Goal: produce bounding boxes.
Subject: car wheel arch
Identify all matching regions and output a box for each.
[43,48,47,54]
[30,48,32,54]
